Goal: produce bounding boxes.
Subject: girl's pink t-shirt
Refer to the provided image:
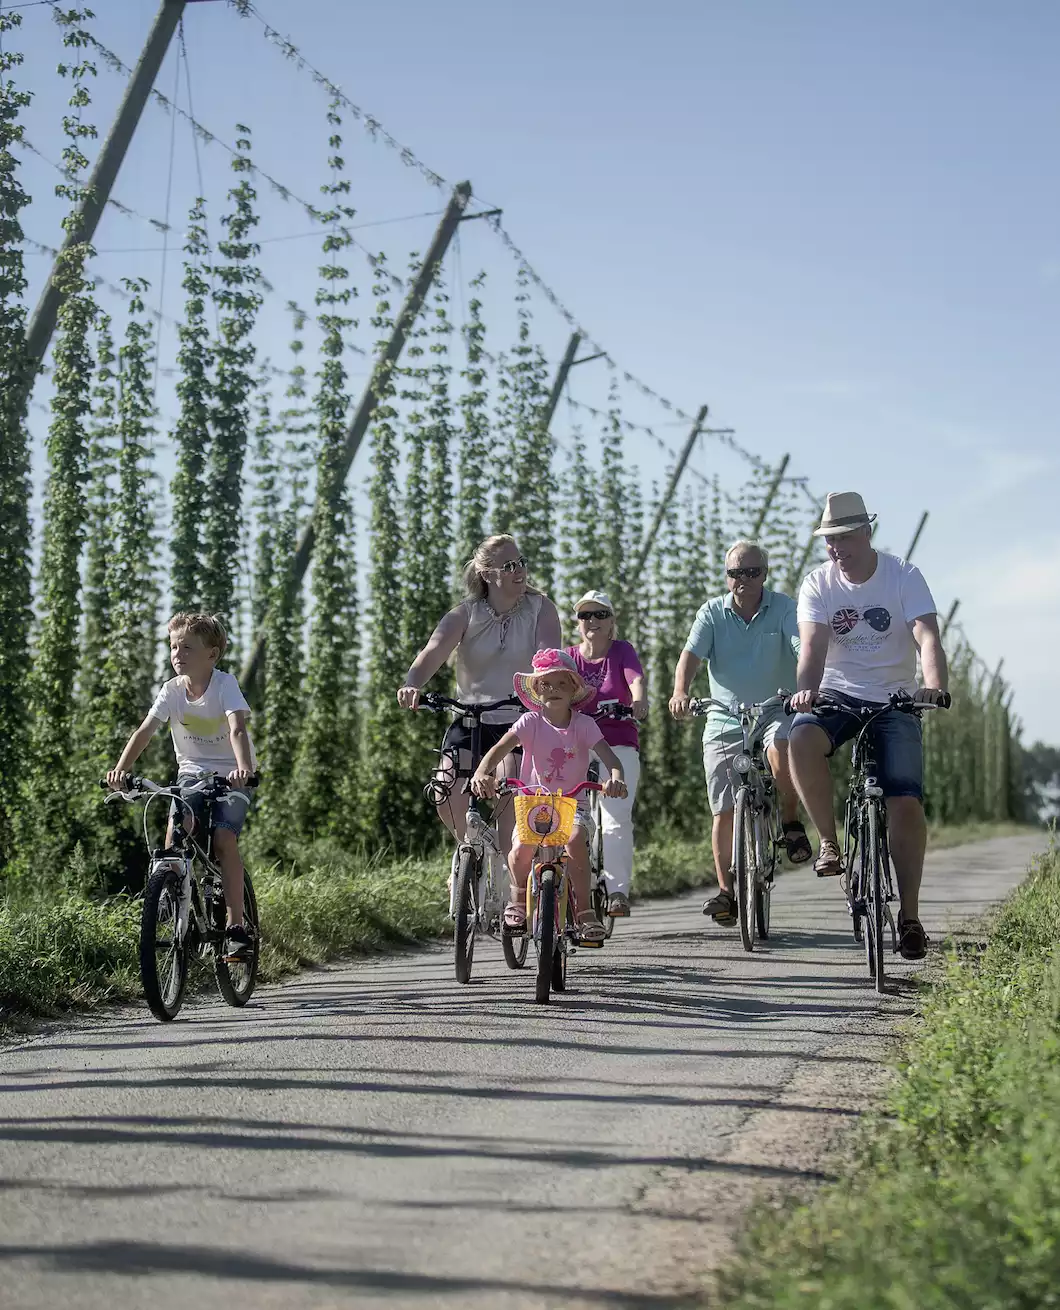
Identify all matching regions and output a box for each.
[512,710,603,793]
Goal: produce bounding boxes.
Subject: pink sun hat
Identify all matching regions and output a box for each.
[513,648,593,711]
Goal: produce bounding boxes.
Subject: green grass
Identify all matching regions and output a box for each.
[718,837,1060,1310]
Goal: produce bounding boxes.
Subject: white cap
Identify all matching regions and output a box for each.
[573,590,615,616]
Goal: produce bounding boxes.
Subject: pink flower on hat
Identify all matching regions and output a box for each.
[513,648,593,711]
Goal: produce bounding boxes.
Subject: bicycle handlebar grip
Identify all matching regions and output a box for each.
[937,692,952,710]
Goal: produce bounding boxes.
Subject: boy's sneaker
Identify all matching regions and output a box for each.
[223,925,253,962]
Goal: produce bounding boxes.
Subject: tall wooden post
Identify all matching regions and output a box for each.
[941,598,960,638]
[540,332,581,437]
[24,0,187,371]
[905,510,929,562]
[240,181,473,687]
[749,453,790,538]
[631,405,709,579]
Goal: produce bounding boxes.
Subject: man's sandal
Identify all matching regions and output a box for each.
[703,888,738,925]
[782,822,813,864]
[814,840,844,878]
[577,913,607,944]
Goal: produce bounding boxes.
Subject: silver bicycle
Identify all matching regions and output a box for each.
[587,700,638,937]
[687,693,789,951]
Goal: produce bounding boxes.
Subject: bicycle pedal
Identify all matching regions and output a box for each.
[577,938,605,949]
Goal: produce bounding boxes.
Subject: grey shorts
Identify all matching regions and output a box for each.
[172,773,251,839]
[702,713,791,815]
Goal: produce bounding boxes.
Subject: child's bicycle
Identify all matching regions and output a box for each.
[507,778,604,1004]
[102,773,260,1022]
[587,700,638,938]
[419,692,527,982]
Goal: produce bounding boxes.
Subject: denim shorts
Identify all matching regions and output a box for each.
[791,693,923,800]
[172,773,251,839]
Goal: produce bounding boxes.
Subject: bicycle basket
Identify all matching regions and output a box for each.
[514,791,577,847]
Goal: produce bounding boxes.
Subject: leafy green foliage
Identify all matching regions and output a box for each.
[455,272,490,582]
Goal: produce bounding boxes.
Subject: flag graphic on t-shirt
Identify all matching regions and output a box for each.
[831,607,860,636]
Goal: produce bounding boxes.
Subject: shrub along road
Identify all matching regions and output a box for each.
[0,833,1044,1310]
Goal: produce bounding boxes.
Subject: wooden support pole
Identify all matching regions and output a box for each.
[785,502,823,595]
[905,510,929,562]
[631,405,709,579]
[749,453,790,538]
[240,181,473,687]
[941,597,960,638]
[24,0,187,372]
[540,332,581,437]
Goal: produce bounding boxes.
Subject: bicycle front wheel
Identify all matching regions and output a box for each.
[140,866,189,1022]
[865,804,887,993]
[734,788,757,953]
[535,868,556,1004]
[214,870,260,1007]
[453,848,479,985]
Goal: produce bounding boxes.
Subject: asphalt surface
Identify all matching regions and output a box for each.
[0,832,1045,1310]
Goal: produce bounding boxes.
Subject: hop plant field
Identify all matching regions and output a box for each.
[0,4,1028,902]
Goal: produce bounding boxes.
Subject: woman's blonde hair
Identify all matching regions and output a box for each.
[462,534,541,601]
[168,611,228,658]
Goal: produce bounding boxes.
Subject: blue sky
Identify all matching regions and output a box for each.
[14,0,1060,742]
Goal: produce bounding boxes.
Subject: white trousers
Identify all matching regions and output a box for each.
[597,745,641,898]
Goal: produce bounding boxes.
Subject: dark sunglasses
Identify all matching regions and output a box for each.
[577,609,612,622]
[727,567,763,580]
[497,556,528,575]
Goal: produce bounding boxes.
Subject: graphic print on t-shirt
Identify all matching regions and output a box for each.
[544,745,576,785]
[829,604,894,652]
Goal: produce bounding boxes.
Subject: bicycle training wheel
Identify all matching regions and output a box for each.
[733,789,757,953]
[140,866,190,1022]
[535,868,557,1004]
[214,870,260,1007]
[865,805,886,994]
[452,848,479,985]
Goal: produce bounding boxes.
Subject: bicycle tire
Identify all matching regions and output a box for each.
[502,932,529,969]
[552,897,571,993]
[754,809,773,941]
[866,803,886,994]
[846,796,864,944]
[734,788,757,953]
[535,868,556,1004]
[453,848,478,985]
[214,870,260,1007]
[140,865,189,1023]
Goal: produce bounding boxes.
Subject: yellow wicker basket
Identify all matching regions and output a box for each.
[514,790,577,847]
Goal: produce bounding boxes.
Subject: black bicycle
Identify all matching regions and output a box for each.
[793,691,950,993]
[420,692,527,981]
[103,773,260,1021]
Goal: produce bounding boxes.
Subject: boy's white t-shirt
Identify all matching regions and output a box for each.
[149,669,257,776]
[797,552,936,703]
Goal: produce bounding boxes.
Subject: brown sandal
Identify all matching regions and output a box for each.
[814,840,844,877]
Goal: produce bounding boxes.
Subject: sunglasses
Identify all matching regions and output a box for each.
[577,609,612,622]
[496,556,528,575]
[727,567,763,580]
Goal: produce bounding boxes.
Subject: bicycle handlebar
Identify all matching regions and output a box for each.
[594,699,637,721]
[100,773,260,801]
[782,691,952,717]
[501,777,604,799]
[686,692,789,719]
[418,692,520,716]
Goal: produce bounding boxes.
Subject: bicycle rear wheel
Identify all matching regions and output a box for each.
[535,868,556,1004]
[214,870,260,1007]
[866,803,886,993]
[734,788,757,953]
[453,848,479,985]
[754,809,773,941]
[140,866,189,1022]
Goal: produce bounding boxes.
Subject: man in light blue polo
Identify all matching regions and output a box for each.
[669,539,810,925]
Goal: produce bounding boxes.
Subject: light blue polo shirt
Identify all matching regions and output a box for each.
[684,588,800,740]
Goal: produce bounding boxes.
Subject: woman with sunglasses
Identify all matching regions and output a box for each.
[397,535,562,845]
[566,590,648,918]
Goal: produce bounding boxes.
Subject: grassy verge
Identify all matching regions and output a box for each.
[0,821,1039,1029]
[718,837,1060,1309]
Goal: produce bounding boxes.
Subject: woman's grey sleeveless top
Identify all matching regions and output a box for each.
[454,593,544,725]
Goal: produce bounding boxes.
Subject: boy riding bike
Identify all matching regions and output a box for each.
[471,649,627,943]
[105,612,257,962]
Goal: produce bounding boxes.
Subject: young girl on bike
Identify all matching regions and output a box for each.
[471,649,627,944]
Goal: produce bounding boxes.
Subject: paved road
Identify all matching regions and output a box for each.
[0,833,1044,1309]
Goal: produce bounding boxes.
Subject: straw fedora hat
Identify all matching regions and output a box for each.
[812,491,878,538]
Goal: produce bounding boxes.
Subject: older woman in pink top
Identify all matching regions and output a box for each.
[566,589,648,918]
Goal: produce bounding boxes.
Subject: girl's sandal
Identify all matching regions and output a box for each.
[503,902,527,936]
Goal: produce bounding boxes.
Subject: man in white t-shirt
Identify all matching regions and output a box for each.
[788,492,949,960]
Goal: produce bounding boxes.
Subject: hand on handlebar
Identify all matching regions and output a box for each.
[787,690,817,714]
[470,770,497,800]
[604,775,628,799]
[226,768,256,787]
[631,698,648,722]
[668,694,691,720]
[914,687,950,707]
[105,769,133,792]
[397,685,421,710]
